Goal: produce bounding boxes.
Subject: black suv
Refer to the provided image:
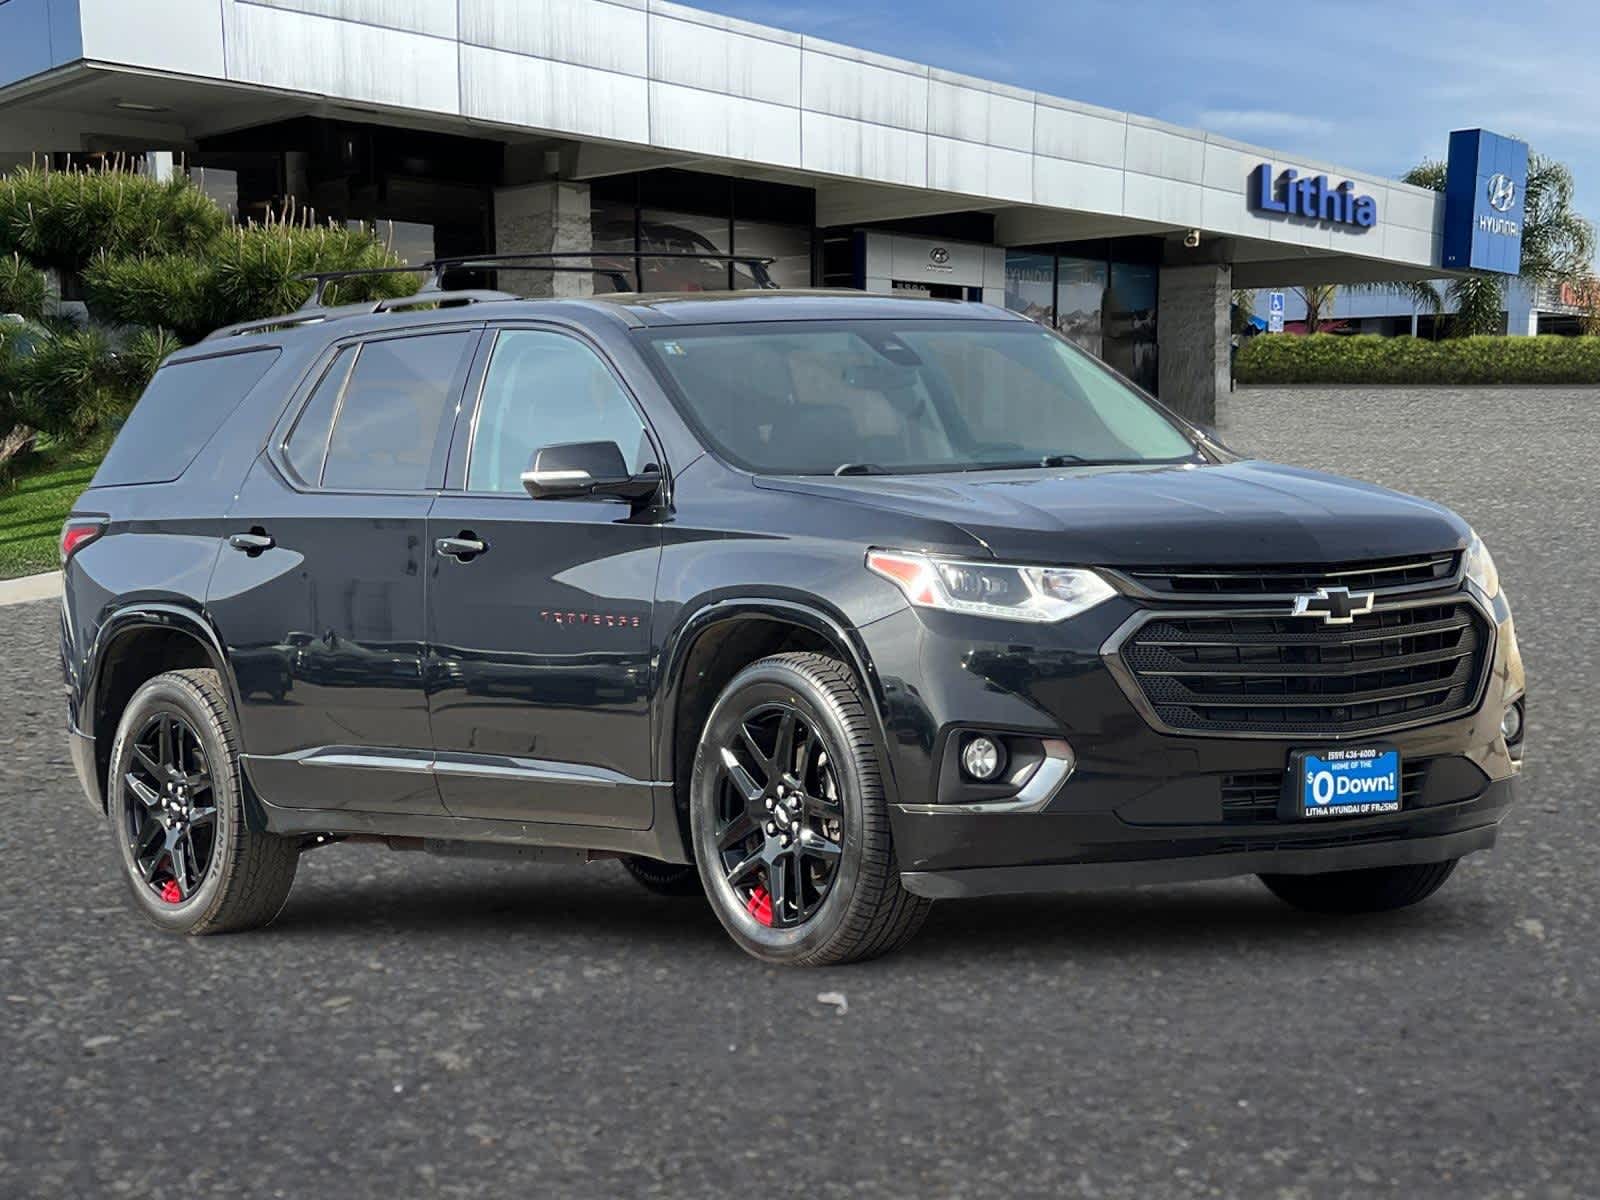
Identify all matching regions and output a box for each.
[61,269,1525,965]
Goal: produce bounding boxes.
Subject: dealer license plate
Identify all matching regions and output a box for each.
[1287,746,1402,819]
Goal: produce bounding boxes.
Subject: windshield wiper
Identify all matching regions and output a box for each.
[962,454,1134,472]
[834,462,890,476]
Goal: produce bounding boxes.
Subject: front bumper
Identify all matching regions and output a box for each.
[861,584,1524,892]
[899,779,1511,898]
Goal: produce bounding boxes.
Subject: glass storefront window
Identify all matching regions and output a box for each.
[1004,252,1054,326]
[590,198,637,293]
[733,219,811,289]
[1055,256,1108,358]
[638,208,731,291]
[1106,261,1159,394]
[347,219,435,267]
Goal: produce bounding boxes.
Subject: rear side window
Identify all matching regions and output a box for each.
[320,333,475,491]
[93,349,281,487]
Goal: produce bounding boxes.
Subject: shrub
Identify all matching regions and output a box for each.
[0,161,227,272]
[0,161,420,470]
[84,218,420,342]
[0,318,177,475]
[0,253,48,319]
[1236,333,1600,385]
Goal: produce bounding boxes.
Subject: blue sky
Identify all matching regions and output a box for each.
[698,0,1600,218]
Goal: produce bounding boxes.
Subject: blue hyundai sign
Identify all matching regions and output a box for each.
[1442,129,1528,275]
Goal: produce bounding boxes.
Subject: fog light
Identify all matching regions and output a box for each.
[960,735,1005,782]
[1501,701,1524,745]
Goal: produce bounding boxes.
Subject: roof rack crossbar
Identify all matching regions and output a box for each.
[422,250,780,292]
[295,265,432,310]
[231,247,785,338]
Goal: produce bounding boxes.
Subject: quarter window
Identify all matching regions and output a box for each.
[93,349,280,487]
[319,332,474,491]
[282,346,355,486]
[467,331,650,494]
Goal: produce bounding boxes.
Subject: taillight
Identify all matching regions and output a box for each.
[60,519,106,564]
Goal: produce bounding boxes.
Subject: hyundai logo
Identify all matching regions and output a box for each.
[1487,173,1518,214]
[1290,586,1375,626]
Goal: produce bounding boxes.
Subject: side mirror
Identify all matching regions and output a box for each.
[521,440,661,504]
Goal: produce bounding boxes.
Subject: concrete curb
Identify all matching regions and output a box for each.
[0,571,62,607]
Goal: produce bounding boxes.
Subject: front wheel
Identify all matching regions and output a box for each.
[689,652,930,966]
[1259,859,1459,914]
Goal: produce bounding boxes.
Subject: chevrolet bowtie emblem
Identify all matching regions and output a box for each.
[1290,586,1375,625]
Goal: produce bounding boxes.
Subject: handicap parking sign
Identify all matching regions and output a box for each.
[1267,290,1285,333]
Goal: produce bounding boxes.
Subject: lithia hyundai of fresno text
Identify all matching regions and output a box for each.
[60,269,1525,965]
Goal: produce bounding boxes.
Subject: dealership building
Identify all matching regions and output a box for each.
[0,0,1527,419]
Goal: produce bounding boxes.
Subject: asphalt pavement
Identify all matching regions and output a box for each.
[2,385,1596,1198]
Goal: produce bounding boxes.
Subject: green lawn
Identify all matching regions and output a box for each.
[0,454,98,580]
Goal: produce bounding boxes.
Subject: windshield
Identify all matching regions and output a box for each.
[639,319,1198,475]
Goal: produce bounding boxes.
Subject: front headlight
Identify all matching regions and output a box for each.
[866,550,1116,623]
[1465,531,1500,599]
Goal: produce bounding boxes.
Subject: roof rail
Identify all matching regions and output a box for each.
[205,311,335,340]
[373,289,518,313]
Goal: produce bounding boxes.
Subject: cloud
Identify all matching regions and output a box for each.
[1194,110,1339,138]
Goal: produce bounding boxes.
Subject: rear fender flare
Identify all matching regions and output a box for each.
[81,603,267,829]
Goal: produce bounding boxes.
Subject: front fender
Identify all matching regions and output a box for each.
[651,594,902,806]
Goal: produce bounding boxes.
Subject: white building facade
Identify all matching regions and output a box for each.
[0,0,1513,418]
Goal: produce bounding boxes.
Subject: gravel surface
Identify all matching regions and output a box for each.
[3,385,1596,1198]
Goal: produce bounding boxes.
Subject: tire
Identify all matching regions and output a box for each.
[106,668,299,935]
[620,855,704,897]
[689,652,931,966]
[1259,859,1459,915]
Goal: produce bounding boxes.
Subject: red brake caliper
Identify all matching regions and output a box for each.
[745,884,773,927]
[159,879,183,905]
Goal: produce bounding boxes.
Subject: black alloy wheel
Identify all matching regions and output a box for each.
[690,653,930,965]
[108,669,299,934]
[712,701,845,928]
[122,711,218,905]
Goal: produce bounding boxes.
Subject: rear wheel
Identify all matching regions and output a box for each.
[1259,859,1459,914]
[107,669,299,934]
[689,652,930,965]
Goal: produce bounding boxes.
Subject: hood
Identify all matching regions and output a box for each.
[754,460,1470,566]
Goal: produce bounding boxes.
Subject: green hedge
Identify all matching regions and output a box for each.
[1236,334,1600,385]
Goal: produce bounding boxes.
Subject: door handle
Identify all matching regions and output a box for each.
[227,531,274,555]
[435,534,488,562]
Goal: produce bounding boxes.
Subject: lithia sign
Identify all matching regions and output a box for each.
[1249,164,1378,229]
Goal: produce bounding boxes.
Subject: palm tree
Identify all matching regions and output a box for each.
[1398,153,1596,336]
[1293,284,1339,334]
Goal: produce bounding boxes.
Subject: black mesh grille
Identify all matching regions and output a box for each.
[1119,599,1492,735]
[1221,760,1429,823]
[1123,553,1459,599]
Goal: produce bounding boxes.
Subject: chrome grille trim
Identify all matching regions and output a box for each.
[1101,592,1497,740]
[1109,552,1462,603]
